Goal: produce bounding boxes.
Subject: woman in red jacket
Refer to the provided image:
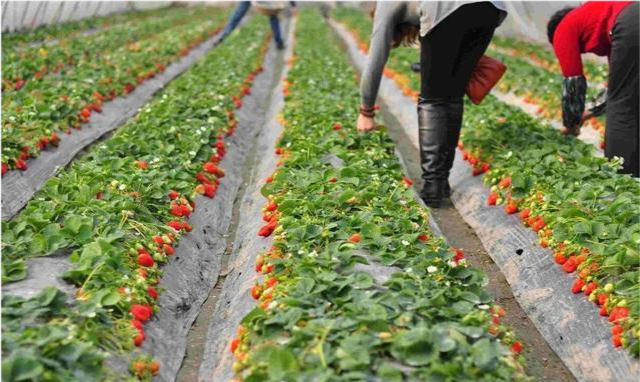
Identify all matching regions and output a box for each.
[547,1,639,177]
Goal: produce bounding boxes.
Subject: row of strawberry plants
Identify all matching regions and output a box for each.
[459,96,639,356]
[2,6,220,92]
[1,18,269,381]
[229,10,529,382]
[490,36,608,86]
[333,7,638,357]
[1,9,228,174]
[486,47,607,146]
[2,5,180,50]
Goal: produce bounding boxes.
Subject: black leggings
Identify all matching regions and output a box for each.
[419,2,501,102]
[606,1,639,177]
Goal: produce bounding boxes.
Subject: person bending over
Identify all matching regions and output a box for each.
[358,1,507,207]
[548,1,639,176]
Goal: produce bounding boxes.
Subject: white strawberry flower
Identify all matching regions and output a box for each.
[427,266,438,273]
[401,240,409,246]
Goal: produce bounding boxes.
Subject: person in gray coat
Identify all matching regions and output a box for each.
[358,2,507,207]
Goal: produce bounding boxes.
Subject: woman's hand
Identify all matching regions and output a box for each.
[357,114,376,132]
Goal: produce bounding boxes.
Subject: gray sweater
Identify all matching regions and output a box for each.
[360,1,507,109]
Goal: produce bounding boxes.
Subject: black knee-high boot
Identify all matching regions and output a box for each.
[418,99,463,207]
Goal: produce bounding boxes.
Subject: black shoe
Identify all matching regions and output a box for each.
[276,41,285,50]
[410,62,421,73]
[420,180,445,208]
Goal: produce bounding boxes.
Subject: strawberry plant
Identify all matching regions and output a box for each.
[2,17,270,381]
[230,10,530,381]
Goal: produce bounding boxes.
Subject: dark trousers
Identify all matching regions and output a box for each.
[415,2,500,190]
[220,1,283,45]
[419,2,500,102]
[606,2,639,177]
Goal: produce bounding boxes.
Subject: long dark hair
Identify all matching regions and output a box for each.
[370,6,419,48]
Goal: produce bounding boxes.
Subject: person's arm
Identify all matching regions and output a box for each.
[553,17,587,132]
[361,8,395,109]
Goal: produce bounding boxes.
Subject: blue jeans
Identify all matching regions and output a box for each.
[220,1,283,45]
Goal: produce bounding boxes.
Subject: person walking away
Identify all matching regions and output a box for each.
[547,2,639,177]
[219,1,293,50]
[357,1,507,207]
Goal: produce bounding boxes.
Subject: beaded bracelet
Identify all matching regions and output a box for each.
[359,105,375,118]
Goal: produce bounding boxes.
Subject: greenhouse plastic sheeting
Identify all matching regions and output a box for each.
[1,1,171,32]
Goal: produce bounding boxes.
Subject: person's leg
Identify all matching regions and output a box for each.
[269,14,284,49]
[220,1,251,39]
[605,2,639,177]
[418,3,499,206]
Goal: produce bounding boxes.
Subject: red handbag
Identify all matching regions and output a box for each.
[466,55,507,105]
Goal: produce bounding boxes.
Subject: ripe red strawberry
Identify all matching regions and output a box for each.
[163,244,174,255]
[133,328,145,346]
[612,325,623,336]
[130,304,153,322]
[180,204,191,217]
[609,306,630,323]
[148,286,158,299]
[472,167,483,176]
[230,338,240,353]
[138,253,155,267]
[80,107,91,118]
[333,122,342,131]
[15,158,27,171]
[532,219,546,232]
[167,220,183,231]
[584,282,597,296]
[571,278,585,294]
[275,147,283,155]
[204,184,216,198]
[554,252,567,264]
[612,335,622,347]
[519,208,531,220]
[452,248,465,264]
[131,319,143,330]
[600,305,608,316]
[562,257,578,273]
[329,177,337,183]
[265,176,274,184]
[1,163,7,176]
[418,234,429,242]
[50,132,60,145]
[136,160,148,170]
[250,284,262,299]
[168,190,180,200]
[203,162,219,175]
[266,201,277,212]
[402,176,413,187]
[266,277,277,288]
[499,177,511,188]
[258,224,275,237]
[152,236,164,245]
[183,222,193,232]
[510,341,523,353]
[597,293,608,306]
[481,163,491,173]
[504,202,518,214]
[349,233,361,243]
[170,203,183,217]
[487,192,498,206]
[196,172,212,185]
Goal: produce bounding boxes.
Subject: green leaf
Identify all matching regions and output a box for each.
[268,347,298,380]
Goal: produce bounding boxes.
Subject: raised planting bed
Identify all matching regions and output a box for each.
[1,17,272,382]
[331,11,639,382]
[222,10,530,382]
[1,7,228,175]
